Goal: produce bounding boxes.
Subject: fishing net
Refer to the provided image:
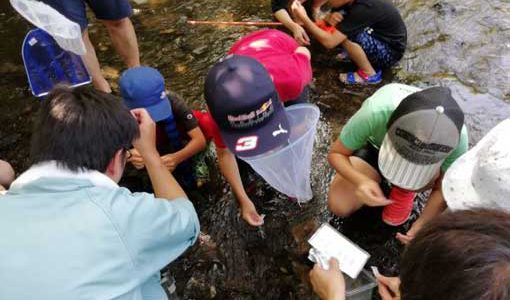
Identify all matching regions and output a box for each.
[22,29,91,97]
[11,0,86,55]
[240,104,320,203]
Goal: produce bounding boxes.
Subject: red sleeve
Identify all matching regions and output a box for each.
[192,110,227,149]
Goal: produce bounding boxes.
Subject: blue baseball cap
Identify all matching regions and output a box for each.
[119,66,172,122]
[205,55,290,157]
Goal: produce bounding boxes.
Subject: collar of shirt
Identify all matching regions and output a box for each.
[10,160,119,190]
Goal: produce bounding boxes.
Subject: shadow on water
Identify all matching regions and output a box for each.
[1,0,510,299]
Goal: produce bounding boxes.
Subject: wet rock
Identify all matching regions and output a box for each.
[395,0,510,100]
[2,0,510,299]
[192,45,208,56]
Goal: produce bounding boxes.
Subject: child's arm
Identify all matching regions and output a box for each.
[216,147,264,226]
[216,148,251,205]
[274,8,311,46]
[292,1,347,49]
[311,0,328,18]
[396,176,447,244]
[161,127,206,171]
[328,139,390,207]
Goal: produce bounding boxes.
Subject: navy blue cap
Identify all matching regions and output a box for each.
[119,66,173,122]
[204,55,290,157]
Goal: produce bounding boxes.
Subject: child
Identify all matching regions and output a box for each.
[198,55,293,228]
[327,84,468,243]
[292,0,407,84]
[229,29,312,106]
[272,0,328,45]
[189,30,313,227]
[119,67,206,189]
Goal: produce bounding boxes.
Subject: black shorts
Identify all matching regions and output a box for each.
[352,143,380,173]
[40,0,133,31]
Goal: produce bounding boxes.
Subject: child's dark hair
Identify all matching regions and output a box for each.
[400,209,510,300]
[31,85,139,172]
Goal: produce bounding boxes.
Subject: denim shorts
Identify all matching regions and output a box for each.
[40,0,133,31]
[352,29,401,69]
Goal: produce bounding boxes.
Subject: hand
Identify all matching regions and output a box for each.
[376,275,401,300]
[161,153,180,172]
[355,180,392,207]
[310,258,345,300]
[325,12,343,27]
[130,109,158,158]
[239,199,264,226]
[291,23,310,45]
[396,219,424,245]
[128,148,145,170]
[291,0,309,23]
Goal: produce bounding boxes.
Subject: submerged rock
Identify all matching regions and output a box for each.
[164,1,510,299]
[395,0,510,101]
[1,0,510,299]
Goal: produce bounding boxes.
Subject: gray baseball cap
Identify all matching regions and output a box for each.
[378,87,464,190]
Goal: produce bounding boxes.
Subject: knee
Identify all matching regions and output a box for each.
[0,160,15,188]
[328,197,353,218]
[102,18,130,30]
[328,189,354,218]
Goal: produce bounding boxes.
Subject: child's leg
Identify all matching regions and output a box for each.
[327,156,382,217]
[338,38,379,84]
[341,39,376,76]
[339,30,400,84]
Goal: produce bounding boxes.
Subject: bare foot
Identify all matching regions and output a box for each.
[240,201,264,227]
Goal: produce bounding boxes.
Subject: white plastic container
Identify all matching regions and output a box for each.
[345,269,377,300]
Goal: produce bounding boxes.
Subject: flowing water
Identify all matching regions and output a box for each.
[1,0,509,299]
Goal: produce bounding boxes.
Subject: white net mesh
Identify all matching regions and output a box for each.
[240,104,320,202]
[10,0,86,55]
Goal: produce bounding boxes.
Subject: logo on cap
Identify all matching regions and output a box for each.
[393,127,454,165]
[272,124,288,137]
[227,98,274,129]
[236,136,258,152]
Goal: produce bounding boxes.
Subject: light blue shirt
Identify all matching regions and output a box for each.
[0,162,200,300]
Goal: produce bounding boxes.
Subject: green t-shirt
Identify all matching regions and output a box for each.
[339,83,469,172]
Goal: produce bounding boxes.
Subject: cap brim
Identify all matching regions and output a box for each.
[220,97,290,158]
[378,134,442,190]
[442,148,482,211]
[144,95,172,122]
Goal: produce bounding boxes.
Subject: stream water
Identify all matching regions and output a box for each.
[0,0,509,299]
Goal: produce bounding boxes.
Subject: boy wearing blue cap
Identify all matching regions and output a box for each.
[119,67,206,188]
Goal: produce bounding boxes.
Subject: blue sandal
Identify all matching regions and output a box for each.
[340,69,382,85]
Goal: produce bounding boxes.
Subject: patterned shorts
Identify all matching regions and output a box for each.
[352,29,402,69]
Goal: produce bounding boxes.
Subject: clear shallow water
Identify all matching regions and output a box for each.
[0,0,509,298]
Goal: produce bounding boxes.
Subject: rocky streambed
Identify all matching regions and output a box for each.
[0,0,509,299]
